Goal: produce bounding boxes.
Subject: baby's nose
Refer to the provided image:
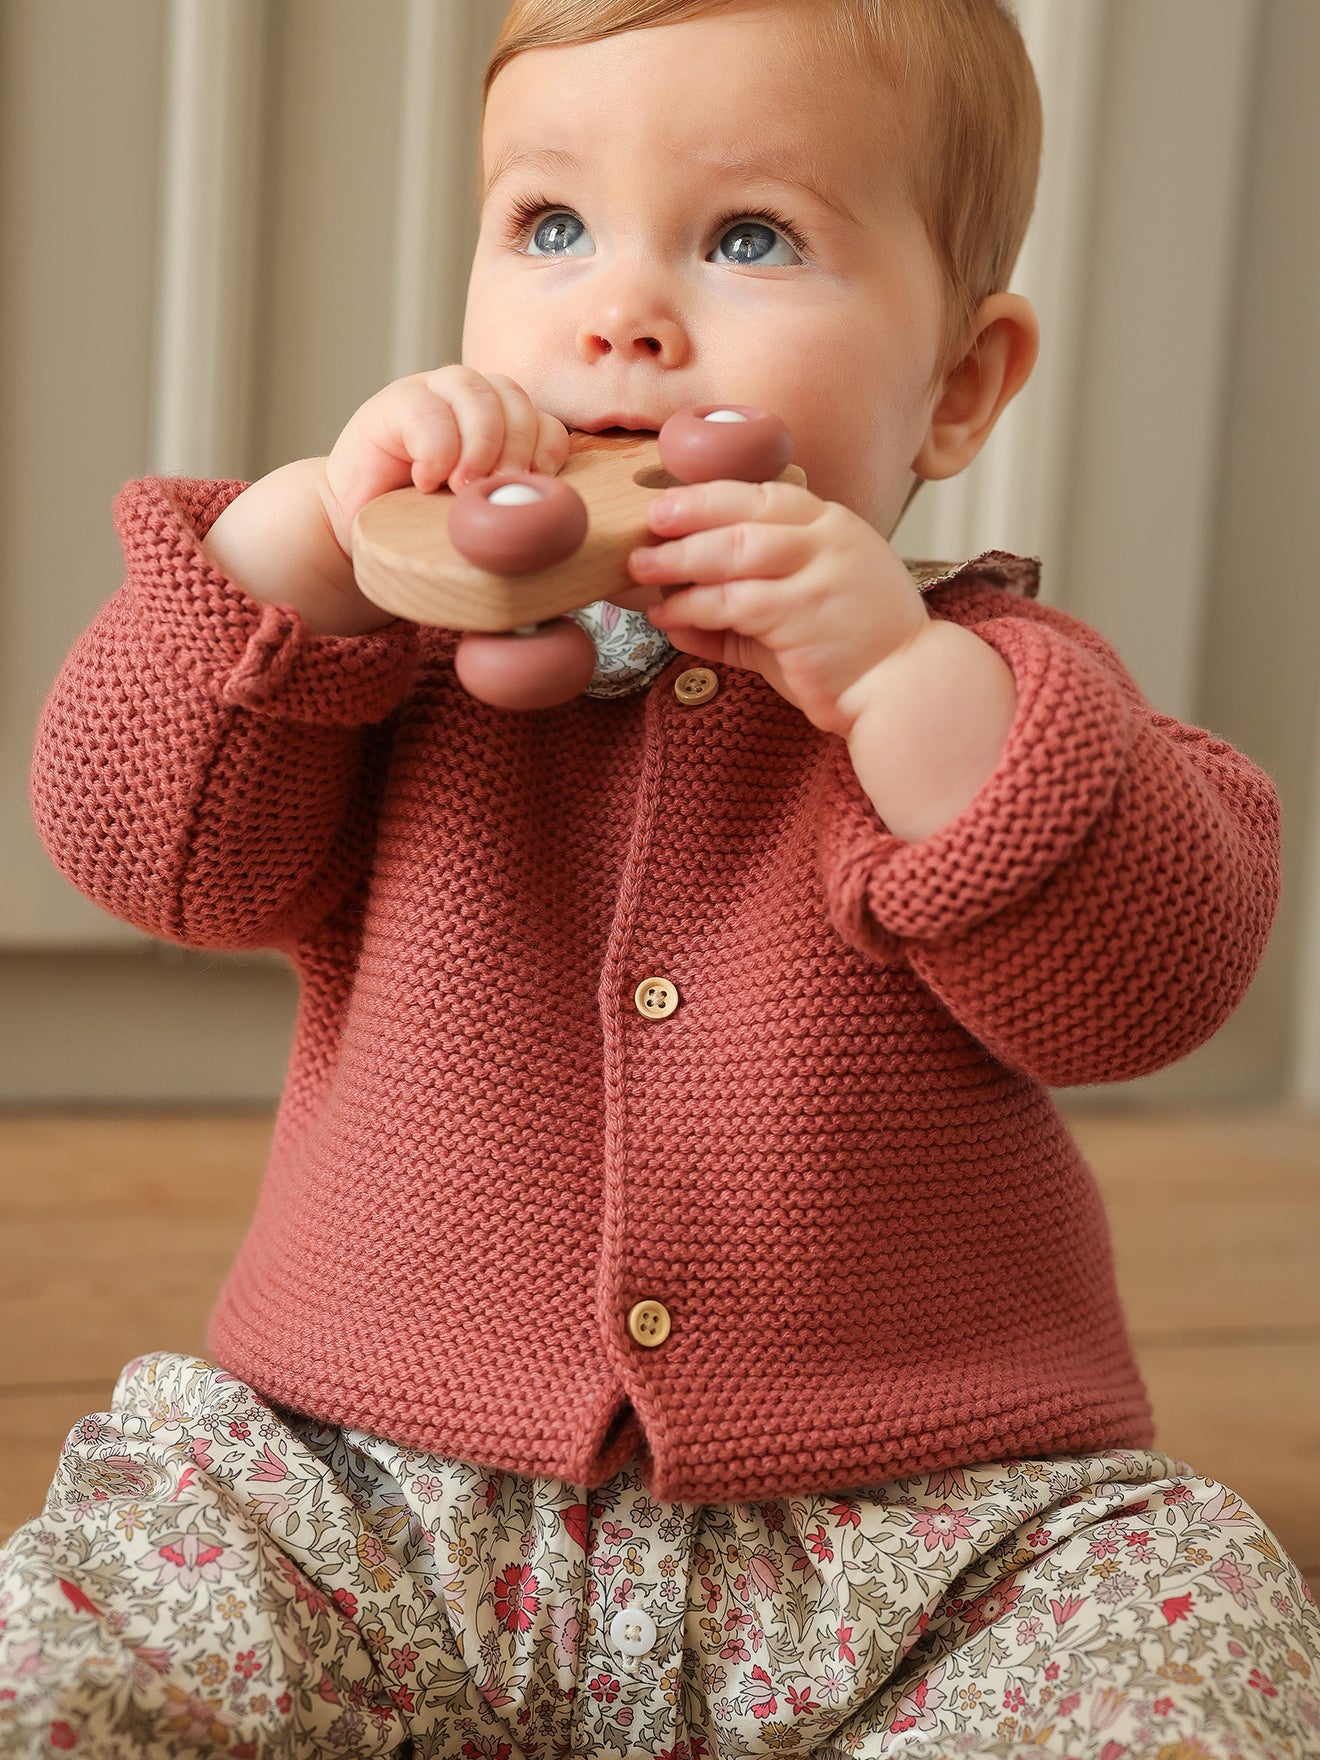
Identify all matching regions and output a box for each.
[577,301,689,367]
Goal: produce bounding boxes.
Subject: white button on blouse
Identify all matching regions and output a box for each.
[608,1600,658,1659]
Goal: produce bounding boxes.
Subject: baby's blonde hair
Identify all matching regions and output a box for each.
[484,0,1042,370]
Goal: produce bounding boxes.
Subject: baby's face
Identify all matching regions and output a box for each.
[464,6,948,546]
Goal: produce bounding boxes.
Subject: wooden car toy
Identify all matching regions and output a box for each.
[351,405,803,709]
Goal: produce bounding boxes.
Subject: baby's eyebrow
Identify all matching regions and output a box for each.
[483,145,583,199]
[700,152,860,228]
[482,143,858,229]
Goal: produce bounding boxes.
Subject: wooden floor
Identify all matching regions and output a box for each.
[2,1107,1317,1597]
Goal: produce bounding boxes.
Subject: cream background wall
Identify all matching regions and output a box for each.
[1,0,1316,1108]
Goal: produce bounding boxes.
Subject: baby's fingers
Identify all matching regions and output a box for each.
[533,406,571,478]
[629,519,813,590]
[408,366,506,490]
[647,478,821,538]
[324,378,464,536]
[421,367,565,487]
[479,372,568,480]
[325,367,570,546]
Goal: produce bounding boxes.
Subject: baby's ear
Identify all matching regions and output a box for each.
[912,294,1039,481]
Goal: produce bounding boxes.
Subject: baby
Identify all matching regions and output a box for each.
[5,0,1318,1756]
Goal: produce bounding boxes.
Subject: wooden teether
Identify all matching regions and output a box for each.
[350,412,804,632]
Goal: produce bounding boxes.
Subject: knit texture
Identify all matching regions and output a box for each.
[30,478,1282,1502]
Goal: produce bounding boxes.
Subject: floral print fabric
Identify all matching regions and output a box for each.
[565,599,675,697]
[0,1354,1317,1759]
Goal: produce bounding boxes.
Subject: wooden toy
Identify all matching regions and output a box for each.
[351,406,804,710]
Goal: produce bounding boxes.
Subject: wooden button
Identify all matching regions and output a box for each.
[674,666,718,706]
[634,977,679,1019]
[627,1300,671,1347]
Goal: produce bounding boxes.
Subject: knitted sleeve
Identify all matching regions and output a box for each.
[817,584,1282,1087]
[30,477,421,950]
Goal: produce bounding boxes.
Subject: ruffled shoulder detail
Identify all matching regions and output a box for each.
[905,550,1041,600]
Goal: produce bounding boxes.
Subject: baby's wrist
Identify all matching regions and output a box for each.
[201,458,398,637]
[833,602,931,739]
[843,622,1018,841]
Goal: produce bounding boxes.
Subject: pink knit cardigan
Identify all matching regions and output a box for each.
[30,478,1281,1502]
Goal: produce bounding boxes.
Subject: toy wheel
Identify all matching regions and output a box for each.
[448,473,588,575]
[657,406,793,484]
[454,617,597,710]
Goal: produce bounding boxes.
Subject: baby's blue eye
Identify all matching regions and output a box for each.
[711,220,801,267]
[526,211,593,257]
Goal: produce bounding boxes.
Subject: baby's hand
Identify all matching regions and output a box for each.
[628,480,930,739]
[202,369,570,636]
[320,366,570,555]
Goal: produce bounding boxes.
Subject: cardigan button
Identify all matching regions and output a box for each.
[674,665,719,706]
[634,977,679,1020]
[627,1300,671,1347]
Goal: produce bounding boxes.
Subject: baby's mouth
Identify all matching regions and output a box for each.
[569,419,663,437]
